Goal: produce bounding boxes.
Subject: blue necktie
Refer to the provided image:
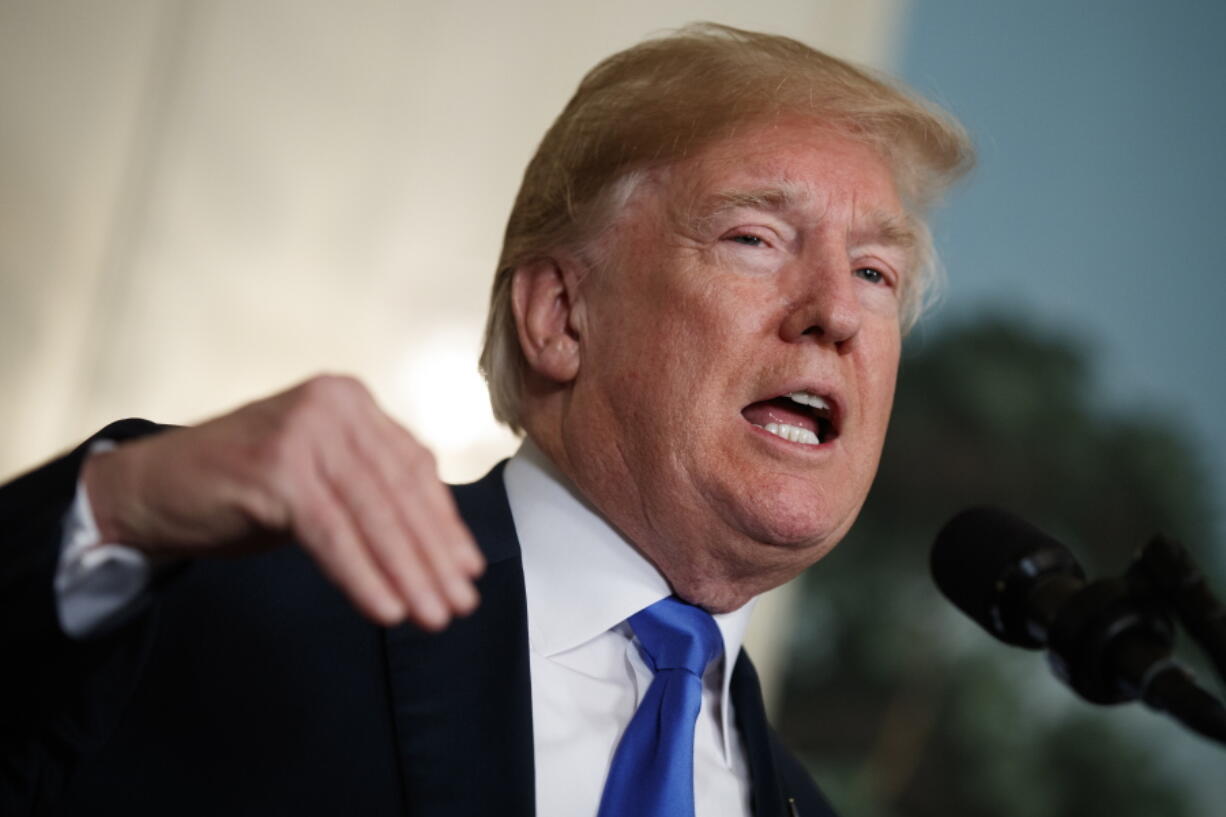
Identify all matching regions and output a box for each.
[597,596,723,817]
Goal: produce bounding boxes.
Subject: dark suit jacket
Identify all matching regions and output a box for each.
[0,419,836,817]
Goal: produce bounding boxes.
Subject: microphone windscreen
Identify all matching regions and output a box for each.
[930,506,1073,645]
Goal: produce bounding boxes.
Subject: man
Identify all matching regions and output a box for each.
[0,24,972,817]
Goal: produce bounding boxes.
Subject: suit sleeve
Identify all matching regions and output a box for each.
[0,419,166,815]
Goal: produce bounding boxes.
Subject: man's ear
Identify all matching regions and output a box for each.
[510,256,583,384]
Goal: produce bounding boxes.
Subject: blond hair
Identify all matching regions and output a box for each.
[480,23,973,432]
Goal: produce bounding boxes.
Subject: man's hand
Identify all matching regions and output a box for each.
[80,375,484,630]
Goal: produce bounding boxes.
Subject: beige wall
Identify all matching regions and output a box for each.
[0,0,907,710]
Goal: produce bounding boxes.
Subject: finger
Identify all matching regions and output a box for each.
[318,439,456,630]
[291,471,408,628]
[366,408,485,578]
[385,455,482,615]
[342,414,482,616]
[343,392,484,579]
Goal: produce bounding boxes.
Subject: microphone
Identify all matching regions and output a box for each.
[931,507,1226,745]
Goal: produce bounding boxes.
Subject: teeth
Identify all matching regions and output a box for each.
[787,391,830,411]
[757,422,821,445]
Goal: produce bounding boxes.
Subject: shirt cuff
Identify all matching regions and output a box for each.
[55,439,154,638]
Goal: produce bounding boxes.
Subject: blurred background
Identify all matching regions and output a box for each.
[2,1,1222,815]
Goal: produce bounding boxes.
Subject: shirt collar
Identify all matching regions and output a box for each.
[503,438,756,755]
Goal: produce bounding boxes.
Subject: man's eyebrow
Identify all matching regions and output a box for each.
[700,186,803,216]
[684,185,806,232]
[684,188,919,250]
[854,210,920,251]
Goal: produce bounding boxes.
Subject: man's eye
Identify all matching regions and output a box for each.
[855,267,886,285]
[727,234,765,247]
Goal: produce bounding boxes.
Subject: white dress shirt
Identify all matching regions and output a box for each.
[56,439,757,816]
[504,440,755,817]
[55,440,156,637]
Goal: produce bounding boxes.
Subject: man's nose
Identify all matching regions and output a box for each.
[779,254,863,347]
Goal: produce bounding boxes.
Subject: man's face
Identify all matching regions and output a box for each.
[558,119,909,611]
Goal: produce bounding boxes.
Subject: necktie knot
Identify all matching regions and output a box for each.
[630,596,723,677]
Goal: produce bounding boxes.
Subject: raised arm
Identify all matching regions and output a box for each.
[77,374,485,631]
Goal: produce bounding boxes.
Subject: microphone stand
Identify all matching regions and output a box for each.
[1129,535,1226,690]
[1120,535,1226,746]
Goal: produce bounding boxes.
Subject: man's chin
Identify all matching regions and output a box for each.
[724,492,859,554]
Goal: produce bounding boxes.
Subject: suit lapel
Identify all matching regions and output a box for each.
[383,462,535,816]
[732,653,789,817]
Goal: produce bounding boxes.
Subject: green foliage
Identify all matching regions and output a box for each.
[778,317,1219,817]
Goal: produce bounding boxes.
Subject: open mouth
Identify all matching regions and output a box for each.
[741,391,837,446]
